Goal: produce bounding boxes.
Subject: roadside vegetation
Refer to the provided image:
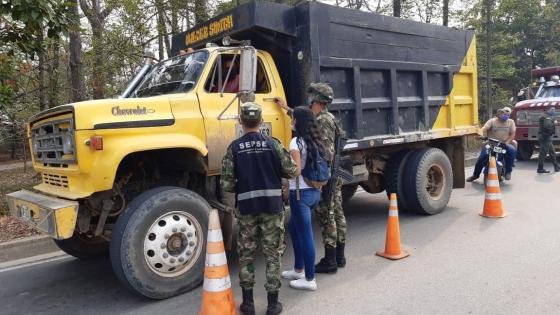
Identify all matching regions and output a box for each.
[0,167,40,242]
[0,168,39,216]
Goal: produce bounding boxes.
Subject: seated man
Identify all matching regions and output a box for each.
[467,107,517,182]
[213,57,239,93]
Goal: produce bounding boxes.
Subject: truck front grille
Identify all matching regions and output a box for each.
[31,117,77,167]
[41,173,69,188]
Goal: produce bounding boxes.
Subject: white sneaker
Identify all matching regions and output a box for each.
[282,269,305,280]
[289,278,317,291]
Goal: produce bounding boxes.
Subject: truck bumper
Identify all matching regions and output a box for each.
[6,190,79,240]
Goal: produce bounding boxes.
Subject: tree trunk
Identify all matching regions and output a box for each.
[156,0,166,60]
[79,0,113,100]
[38,31,47,111]
[91,23,105,99]
[48,38,60,108]
[170,0,179,35]
[68,0,85,102]
[485,0,492,120]
[10,123,17,160]
[194,0,208,24]
[443,0,449,26]
[393,0,401,17]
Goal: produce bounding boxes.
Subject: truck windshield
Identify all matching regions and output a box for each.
[133,51,208,97]
[536,85,560,98]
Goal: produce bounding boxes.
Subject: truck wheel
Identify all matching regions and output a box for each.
[53,233,109,260]
[384,151,413,211]
[341,184,358,204]
[516,142,534,161]
[402,148,453,215]
[110,186,209,299]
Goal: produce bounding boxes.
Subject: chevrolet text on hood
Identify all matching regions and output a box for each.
[111,106,155,116]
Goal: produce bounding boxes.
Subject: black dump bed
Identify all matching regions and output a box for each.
[172,1,476,146]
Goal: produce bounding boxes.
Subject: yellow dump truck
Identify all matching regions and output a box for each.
[7,1,478,299]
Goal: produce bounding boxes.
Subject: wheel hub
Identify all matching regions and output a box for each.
[426,164,445,200]
[143,211,202,277]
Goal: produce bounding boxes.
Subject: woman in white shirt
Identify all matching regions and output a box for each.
[282,106,327,291]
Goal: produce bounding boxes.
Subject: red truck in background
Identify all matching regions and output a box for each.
[511,67,560,160]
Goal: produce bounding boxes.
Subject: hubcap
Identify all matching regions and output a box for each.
[426,164,445,200]
[144,211,203,277]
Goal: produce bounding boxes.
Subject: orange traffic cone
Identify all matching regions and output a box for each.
[376,193,410,260]
[480,156,506,218]
[199,209,237,315]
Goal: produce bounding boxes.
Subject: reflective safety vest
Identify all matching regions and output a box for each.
[232,132,283,215]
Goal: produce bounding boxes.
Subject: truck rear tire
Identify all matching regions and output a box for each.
[384,151,414,211]
[53,233,109,260]
[402,148,453,215]
[516,141,534,161]
[110,186,209,299]
[341,184,359,204]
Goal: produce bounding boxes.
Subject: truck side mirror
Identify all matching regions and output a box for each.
[239,48,257,94]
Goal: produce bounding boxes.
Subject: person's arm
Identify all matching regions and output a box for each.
[506,120,516,144]
[288,138,302,176]
[538,116,545,135]
[274,138,297,179]
[480,119,492,137]
[274,97,293,118]
[220,145,236,193]
[506,119,517,144]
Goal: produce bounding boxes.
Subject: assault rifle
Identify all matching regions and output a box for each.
[322,132,354,204]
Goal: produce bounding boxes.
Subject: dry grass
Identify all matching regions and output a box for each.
[0,167,41,242]
[0,167,40,216]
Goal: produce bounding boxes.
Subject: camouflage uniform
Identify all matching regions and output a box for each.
[537,111,560,172]
[315,109,347,247]
[305,83,348,248]
[220,103,296,292]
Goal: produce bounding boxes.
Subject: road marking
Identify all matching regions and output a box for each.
[0,251,71,273]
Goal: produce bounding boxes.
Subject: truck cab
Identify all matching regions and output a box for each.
[512,67,560,160]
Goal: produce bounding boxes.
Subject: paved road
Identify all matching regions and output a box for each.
[1,160,560,315]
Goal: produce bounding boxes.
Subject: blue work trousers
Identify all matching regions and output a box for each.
[473,144,516,177]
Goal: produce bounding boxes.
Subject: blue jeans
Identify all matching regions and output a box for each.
[288,189,321,280]
[473,144,516,177]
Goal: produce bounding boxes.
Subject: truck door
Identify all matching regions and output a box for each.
[197,51,287,175]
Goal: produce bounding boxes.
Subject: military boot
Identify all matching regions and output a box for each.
[336,242,346,268]
[315,245,338,274]
[266,291,282,315]
[240,288,255,315]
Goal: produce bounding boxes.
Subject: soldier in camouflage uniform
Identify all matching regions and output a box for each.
[537,106,560,173]
[221,102,296,315]
[307,83,347,274]
[274,83,348,274]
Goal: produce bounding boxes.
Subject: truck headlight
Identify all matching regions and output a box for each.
[62,133,74,155]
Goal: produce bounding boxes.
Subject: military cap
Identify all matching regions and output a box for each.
[307,83,334,104]
[240,102,262,123]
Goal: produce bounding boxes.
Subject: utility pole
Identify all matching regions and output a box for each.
[485,0,492,120]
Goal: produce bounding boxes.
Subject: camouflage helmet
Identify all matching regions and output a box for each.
[240,102,262,124]
[307,83,334,105]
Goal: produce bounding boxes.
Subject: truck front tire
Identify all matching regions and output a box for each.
[341,184,359,204]
[402,148,453,215]
[516,141,534,161]
[110,187,209,299]
[53,233,109,260]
